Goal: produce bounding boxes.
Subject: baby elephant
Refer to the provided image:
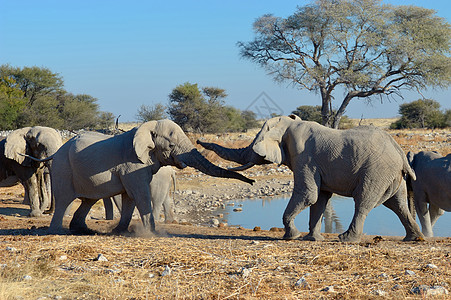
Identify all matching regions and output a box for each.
[103,166,176,229]
[407,151,450,237]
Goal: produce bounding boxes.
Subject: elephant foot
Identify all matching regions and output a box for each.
[282,227,301,240]
[338,231,361,243]
[69,223,95,235]
[403,233,425,242]
[303,233,324,241]
[29,210,43,218]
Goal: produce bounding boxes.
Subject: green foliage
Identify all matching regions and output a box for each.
[0,65,114,130]
[167,83,258,133]
[136,103,167,122]
[0,76,26,129]
[390,99,449,129]
[239,0,451,128]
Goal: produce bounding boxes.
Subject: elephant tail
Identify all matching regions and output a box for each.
[402,158,416,181]
[171,169,177,196]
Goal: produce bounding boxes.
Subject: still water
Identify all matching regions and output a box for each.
[217,195,450,237]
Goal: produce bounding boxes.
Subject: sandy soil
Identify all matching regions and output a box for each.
[0,125,450,299]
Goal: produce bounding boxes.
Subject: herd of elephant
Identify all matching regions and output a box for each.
[0,115,449,242]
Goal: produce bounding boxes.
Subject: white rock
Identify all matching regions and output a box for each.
[210,218,219,225]
[59,255,67,260]
[373,290,386,296]
[94,254,108,262]
[321,286,335,292]
[425,263,437,269]
[411,285,449,296]
[404,270,415,276]
[239,267,251,278]
[295,277,308,287]
[23,275,32,280]
[6,246,17,252]
[161,265,171,276]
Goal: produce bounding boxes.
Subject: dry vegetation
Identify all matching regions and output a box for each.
[0,120,450,299]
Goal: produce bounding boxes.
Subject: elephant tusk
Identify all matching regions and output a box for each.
[18,153,55,162]
[228,162,255,171]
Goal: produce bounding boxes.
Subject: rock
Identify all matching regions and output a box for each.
[392,284,403,290]
[59,255,67,260]
[373,290,386,296]
[295,277,308,287]
[23,275,32,281]
[425,263,438,269]
[233,208,243,212]
[6,246,17,252]
[377,273,388,278]
[161,265,171,277]
[94,254,108,262]
[321,286,335,292]
[253,226,261,231]
[239,267,251,278]
[404,270,415,276]
[411,285,449,296]
[210,218,219,226]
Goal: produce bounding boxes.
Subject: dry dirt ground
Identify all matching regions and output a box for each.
[0,125,450,299]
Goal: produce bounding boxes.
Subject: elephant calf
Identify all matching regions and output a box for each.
[103,166,176,229]
[407,151,451,237]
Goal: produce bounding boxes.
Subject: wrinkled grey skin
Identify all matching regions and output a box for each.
[406,151,450,237]
[0,126,62,217]
[198,115,423,242]
[49,119,254,234]
[103,166,176,230]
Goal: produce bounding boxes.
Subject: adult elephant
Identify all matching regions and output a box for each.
[48,119,254,234]
[103,165,176,229]
[197,115,423,242]
[0,126,62,217]
[406,151,450,237]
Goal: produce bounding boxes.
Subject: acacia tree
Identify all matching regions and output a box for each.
[238,0,451,128]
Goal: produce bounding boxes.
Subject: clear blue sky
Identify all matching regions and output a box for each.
[1,0,450,122]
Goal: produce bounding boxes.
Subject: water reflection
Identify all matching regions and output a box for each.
[216,196,450,237]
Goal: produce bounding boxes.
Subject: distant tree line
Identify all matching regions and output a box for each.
[137,82,259,133]
[0,65,114,130]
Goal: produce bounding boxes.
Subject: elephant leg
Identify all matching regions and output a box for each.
[48,189,75,233]
[69,198,97,234]
[23,174,42,217]
[429,204,444,228]
[103,198,114,220]
[162,195,175,223]
[40,170,51,212]
[303,191,332,241]
[283,190,318,240]
[338,199,372,242]
[383,184,424,240]
[413,192,433,237]
[112,194,134,234]
[135,193,156,233]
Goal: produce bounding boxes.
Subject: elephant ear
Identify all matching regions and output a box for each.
[252,117,288,165]
[4,127,32,165]
[133,121,157,163]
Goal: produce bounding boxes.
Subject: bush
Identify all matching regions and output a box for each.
[390,99,448,129]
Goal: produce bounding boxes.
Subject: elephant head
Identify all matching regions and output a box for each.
[197,115,301,170]
[4,126,62,166]
[133,119,254,185]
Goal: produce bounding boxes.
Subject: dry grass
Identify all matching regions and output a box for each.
[0,224,450,299]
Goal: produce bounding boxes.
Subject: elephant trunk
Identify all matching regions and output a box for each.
[196,140,255,165]
[178,149,254,185]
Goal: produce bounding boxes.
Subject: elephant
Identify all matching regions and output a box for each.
[0,126,62,217]
[103,165,176,226]
[197,115,423,242]
[48,119,254,234]
[406,151,450,237]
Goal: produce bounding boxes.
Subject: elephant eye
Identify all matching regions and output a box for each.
[169,142,175,149]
